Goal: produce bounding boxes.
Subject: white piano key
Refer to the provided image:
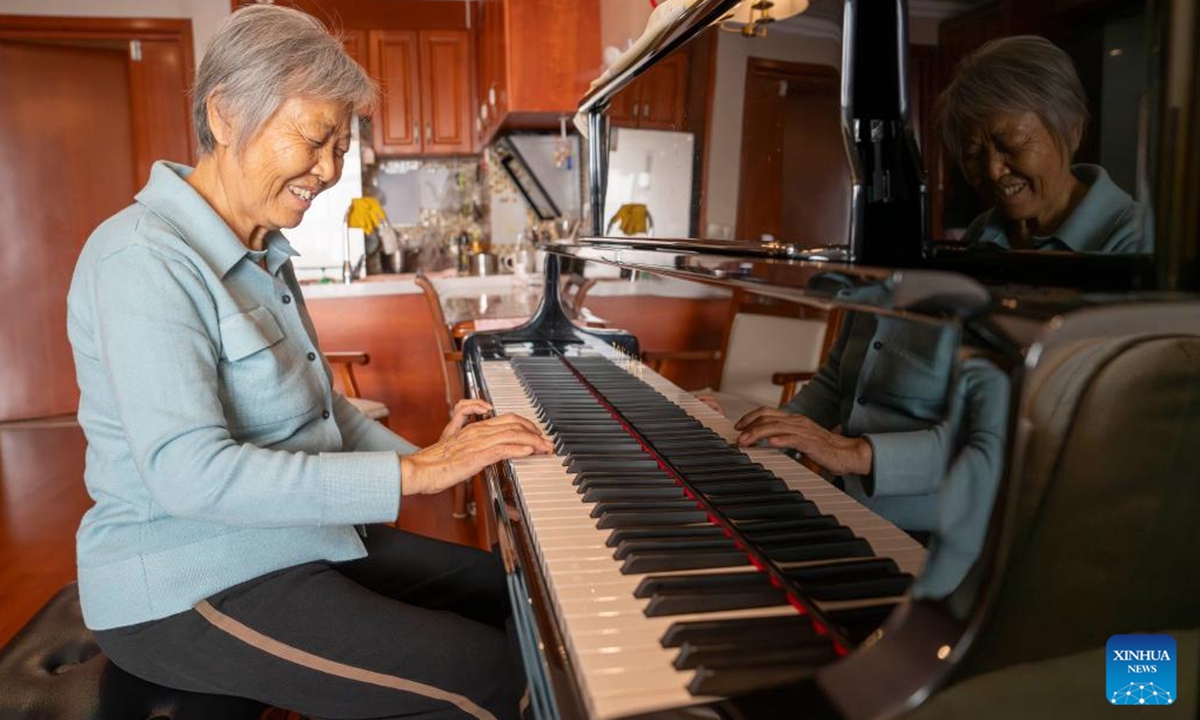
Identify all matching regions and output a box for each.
[481,359,926,720]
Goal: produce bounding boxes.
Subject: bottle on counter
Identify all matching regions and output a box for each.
[455,232,471,274]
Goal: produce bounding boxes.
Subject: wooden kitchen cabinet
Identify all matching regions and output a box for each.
[419,30,473,154]
[475,0,601,144]
[608,54,689,131]
[369,29,472,156]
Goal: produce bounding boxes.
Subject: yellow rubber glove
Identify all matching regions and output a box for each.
[347,197,387,235]
[607,203,651,236]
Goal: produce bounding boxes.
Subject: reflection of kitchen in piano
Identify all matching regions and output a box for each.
[461,0,1200,719]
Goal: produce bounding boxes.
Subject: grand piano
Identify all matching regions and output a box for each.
[460,1,1200,718]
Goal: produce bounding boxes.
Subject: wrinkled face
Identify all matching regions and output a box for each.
[232,95,352,233]
[960,111,1075,224]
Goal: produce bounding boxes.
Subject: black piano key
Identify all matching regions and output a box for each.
[573,471,672,487]
[681,643,836,674]
[661,614,820,648]
[597,509,711,528]
[733,516,840,534]
[590,499,699,519]
[803,574,914,602]
[679,467,773,481]
[673,630,826,670]
[687,659,824,697]
[557,440,644,452]
[649,439,733,452]
[606,525,726,547]
[620,549,750,574]
[722,501,822,521]
[582,485,687,502]
[666,454,755,469]
[764,538,874,563]
[783,557,900,583]
[613,536,737,559]
[689,479,790,495]
[575,473,675,488]
[570,458,663,473]
[752,527,857,547]
[710,491,809,507]
[645,585,789,617]
[633,570,769,598]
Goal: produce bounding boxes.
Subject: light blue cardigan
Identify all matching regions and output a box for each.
[67,161,416,630]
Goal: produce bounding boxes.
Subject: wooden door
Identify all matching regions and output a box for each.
[127,39,194,187]
[370,30,422,155]
[419,30,472,155]
[0,40,137,422]
[341,28,368,69]
[737,60,847,247]
[637,54,688,130]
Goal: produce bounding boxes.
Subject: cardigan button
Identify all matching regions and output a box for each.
[307,352,317,361]
[322,410,331,420]
[282,294,292,304]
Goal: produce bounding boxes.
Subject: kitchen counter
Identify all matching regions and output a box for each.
[298,270,730,301]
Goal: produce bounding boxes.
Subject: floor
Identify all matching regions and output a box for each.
[0,423,476,646]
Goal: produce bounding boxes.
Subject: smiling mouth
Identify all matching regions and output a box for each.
[288,186,318,202]
[996,181,1027,200]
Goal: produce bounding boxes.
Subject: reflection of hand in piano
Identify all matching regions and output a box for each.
[400,412,554,496]
[734,408,873,477]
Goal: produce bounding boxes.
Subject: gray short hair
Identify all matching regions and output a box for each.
[935,35,1089,168]
[192,4,377,155]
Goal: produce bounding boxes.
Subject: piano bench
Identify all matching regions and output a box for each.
[0,583,269,720]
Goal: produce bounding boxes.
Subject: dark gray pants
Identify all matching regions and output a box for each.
[95,526,525,720]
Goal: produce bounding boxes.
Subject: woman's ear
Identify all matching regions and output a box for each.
[1068,121,1084,155]
[206,91,235,149]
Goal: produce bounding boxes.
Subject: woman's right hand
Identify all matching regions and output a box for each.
[399,413,553,496]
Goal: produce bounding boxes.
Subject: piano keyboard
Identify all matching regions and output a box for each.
[481,355,926,720]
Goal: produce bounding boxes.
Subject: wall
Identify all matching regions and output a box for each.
[703,30,843,237]
[0,0,227,64]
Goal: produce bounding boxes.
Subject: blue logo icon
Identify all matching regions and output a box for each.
[1107,634,1176,706]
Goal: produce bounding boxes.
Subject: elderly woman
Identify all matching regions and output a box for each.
[937,35,1148,253]
[66,6,547,719]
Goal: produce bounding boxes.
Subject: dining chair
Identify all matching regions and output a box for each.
[414,274,491,548]
[325,351,391,428]
[641,290,841,409]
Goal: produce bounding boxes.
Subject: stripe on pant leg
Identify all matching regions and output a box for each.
[194,600,498,720]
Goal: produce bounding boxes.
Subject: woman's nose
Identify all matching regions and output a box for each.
[313,145,339,185]
[986,147,1008,181]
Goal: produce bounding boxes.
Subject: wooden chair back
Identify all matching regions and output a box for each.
[324,351,369,398]
[414,274,465,408]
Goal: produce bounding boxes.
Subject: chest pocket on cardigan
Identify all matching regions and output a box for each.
[860,321,955,423]
[217,306,322,435]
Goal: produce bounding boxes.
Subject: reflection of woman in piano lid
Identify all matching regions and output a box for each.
[935,35,1149,253]
[65,6,547,719]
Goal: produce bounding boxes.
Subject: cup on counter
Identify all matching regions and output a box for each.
[500,246,534,281]
[470,252,499,276]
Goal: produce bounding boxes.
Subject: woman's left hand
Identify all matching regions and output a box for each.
[440,399,494,441]
[735,409,873,476]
